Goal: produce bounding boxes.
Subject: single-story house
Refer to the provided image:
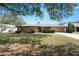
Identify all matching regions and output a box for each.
[16,22,79,33]
[16,24,65,33]
[0,24,17,33]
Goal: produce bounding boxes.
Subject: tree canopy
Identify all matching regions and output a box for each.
[0,3,77,21]
[0,13,26,25]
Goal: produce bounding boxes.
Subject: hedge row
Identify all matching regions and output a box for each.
[42,29,55,33]
[15,29,55,33]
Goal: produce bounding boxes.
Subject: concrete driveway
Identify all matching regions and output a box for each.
[55,32,79,39]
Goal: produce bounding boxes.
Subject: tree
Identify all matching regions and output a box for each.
[0,13,26,25]
[66,22,75,33]
[59,22,65,25]
[0,3,77,21]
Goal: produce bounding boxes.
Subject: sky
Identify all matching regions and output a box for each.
[23,5,79,25]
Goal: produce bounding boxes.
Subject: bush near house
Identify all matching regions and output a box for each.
[66,22,75,33]
[15,30,22,34]
[30,28,35,33]
[42,29,55,33]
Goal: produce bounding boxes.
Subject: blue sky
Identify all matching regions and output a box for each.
[22,5,79,25]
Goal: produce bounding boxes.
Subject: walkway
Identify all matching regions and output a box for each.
[55,32,79,39]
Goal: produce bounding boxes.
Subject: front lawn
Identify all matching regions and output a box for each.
[0,33,79,56]
[40,34,79,45]
[0,33,79,45]
[73,32,79,35]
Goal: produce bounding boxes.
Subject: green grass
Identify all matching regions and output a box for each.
[40,34,79,45]
[73,32,79,34]
[0,33,79,45]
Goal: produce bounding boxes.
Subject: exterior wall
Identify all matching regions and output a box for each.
[64,27,66,32]
[51,26,65,32]
[17,26,31,33]
[17,26,65,33]
[17,26,39,33]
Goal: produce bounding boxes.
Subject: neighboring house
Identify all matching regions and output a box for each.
[16,22,79,33]
[0,24,17,33]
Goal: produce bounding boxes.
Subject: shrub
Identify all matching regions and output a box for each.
[15,30,22,33]
[0,34,10,44]
[0,33,42,44]
[42,29,55,33]
[27,28,35,33]
[66,22,75,33]
[31,29,35,33]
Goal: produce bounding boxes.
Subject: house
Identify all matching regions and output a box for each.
[16,22,79,33]
[0,24,17,33]
[2,23,79,33]
[16,24,65,33]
